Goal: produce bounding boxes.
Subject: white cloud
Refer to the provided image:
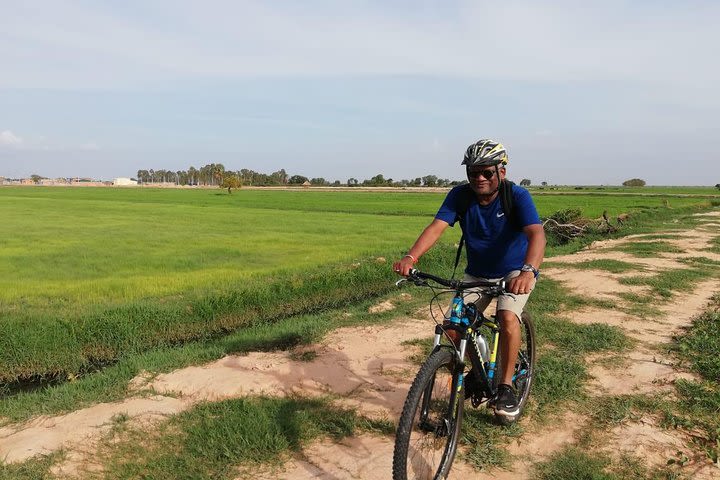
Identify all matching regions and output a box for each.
[0,131,102,152]
[0,130,23,147]
[0,0,717,105]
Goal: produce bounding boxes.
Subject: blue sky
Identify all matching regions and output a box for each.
[1,1,719,185]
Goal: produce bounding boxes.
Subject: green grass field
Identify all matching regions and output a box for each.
[0,187,441,312]
[0,185,716,385]
[2,186,714,313]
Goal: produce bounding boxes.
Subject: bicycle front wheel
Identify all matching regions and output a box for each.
[393,348,464,480]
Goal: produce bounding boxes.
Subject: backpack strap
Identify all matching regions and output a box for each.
[499,179,522,232]
[452,184,475,278]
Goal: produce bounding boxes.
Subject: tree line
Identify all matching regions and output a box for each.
[135,164,290,186]
[135,164,466,188]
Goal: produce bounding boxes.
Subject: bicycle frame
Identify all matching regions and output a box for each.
[419,291,502,428]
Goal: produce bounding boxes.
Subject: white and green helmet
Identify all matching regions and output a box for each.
[462,139,508,167]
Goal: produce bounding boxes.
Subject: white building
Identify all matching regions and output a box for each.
[113,177,137,186]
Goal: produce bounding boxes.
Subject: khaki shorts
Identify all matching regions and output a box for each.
[460,270,534,322]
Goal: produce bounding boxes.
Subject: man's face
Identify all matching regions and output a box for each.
[467,165,505,195]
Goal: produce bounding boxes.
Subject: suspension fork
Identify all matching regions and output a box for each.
[420,325,467,425]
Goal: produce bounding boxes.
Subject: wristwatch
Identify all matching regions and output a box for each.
[520,263,540,278]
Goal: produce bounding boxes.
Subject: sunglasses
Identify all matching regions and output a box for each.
[467,168,495,180]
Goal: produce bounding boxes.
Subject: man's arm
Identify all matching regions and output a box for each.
[508,223,546,294]
[393,219,450,276]
[523,223,546,271]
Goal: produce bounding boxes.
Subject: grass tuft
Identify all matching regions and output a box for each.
[674,298,720,380]
[547,259,640,274]
[100,396,358,479]
[619,268,713,299]
[532,447,612,480]
[607,241,685,257]
[0,451,61,479]
[461,409,522,469]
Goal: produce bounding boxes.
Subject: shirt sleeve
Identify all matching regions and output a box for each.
[435,186,462,226]
[514,186,542,227]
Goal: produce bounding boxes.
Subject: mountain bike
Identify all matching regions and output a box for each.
[392,268,536,480]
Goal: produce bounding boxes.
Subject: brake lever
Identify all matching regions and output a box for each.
[395,278,409,287]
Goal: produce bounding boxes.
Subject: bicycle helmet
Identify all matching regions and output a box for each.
[462,139,508,167]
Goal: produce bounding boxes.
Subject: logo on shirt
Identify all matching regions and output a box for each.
[496,211,505,218]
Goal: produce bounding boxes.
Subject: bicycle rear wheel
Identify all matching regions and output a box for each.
[494,311,536,425]
[393,348,464,480]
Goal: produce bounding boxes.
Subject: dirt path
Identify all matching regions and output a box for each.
[1,212,719,478]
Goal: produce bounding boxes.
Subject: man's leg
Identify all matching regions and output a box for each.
[494,270,534,420]
[497,309,521,386]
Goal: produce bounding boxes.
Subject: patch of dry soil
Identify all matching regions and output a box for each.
[1,216,719,478]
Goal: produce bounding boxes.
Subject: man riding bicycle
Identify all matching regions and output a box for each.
[393,139,546,423]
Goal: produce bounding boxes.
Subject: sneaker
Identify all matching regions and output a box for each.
[494,384,520,420]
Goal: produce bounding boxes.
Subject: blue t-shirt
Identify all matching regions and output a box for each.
[435,184,541,278]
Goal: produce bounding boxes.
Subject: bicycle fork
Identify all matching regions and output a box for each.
[418,325,467,437]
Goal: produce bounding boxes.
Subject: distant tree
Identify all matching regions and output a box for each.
[715,183,720,190]
[288,175,309,185]
[30,174,44,184]
[364,174,387,186]
[520,179,531,187]
[347,178,358,187]
[269,169,288,185]
[212,164,226,186]
[422,175,438,187]
[622,178,646,187]
[310,177,328,185]
[332,180,341,186]
[411,177,422,187]
[541,181,548,186]
[220,175,241,194]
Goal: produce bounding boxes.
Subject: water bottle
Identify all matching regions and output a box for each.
[474,334,489,362]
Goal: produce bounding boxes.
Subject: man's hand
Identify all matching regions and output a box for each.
[393,256,415,276]
[507,270,535,295]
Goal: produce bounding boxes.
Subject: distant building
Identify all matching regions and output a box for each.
[113,177,137,186]
[70,177,104,187]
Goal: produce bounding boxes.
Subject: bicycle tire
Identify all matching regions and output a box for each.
[493,311,536,425]
[393,348,464,480]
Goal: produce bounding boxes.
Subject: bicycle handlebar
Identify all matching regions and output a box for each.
[405,268,506,293]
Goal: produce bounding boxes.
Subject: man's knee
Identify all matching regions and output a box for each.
[497,310,520,334]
